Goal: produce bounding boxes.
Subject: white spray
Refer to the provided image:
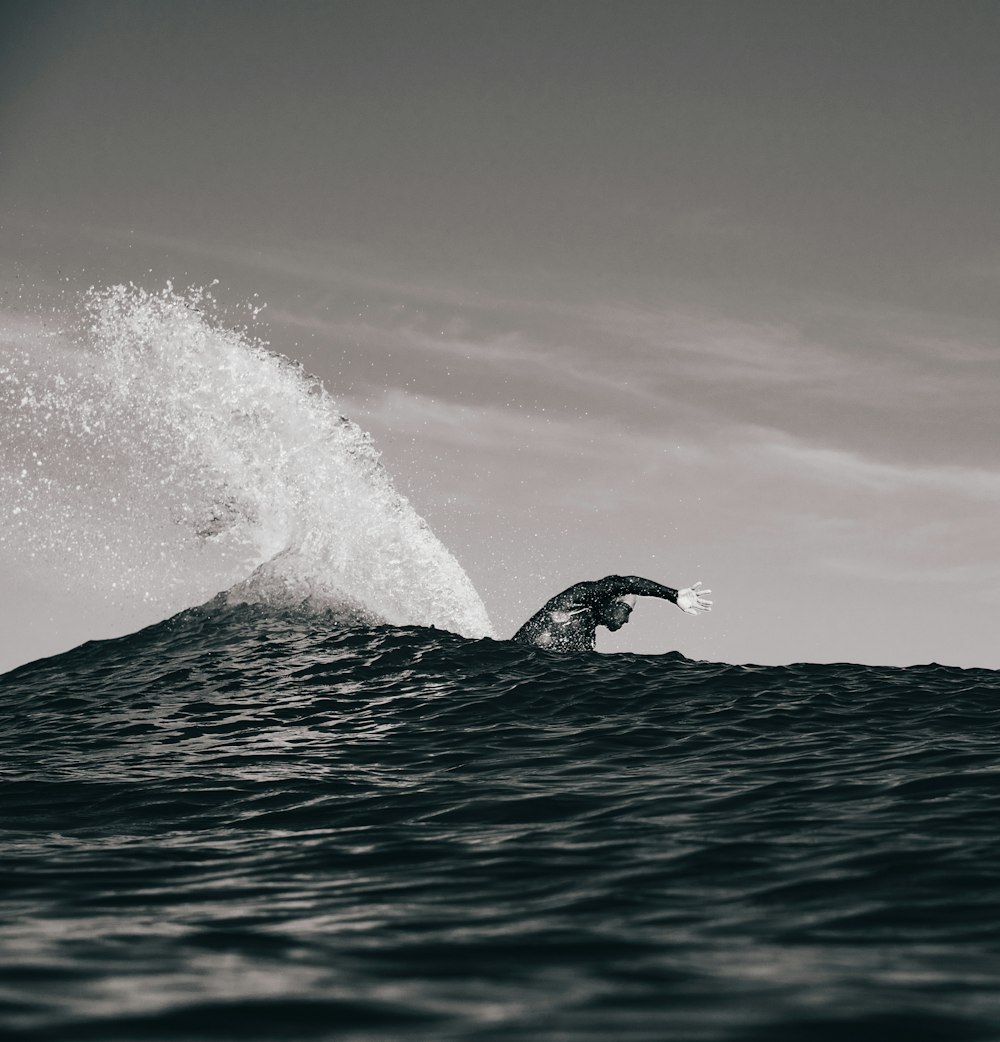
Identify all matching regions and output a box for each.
[0,284,494,638]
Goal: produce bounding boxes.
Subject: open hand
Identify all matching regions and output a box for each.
[677,581,713,616]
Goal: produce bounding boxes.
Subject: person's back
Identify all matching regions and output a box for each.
[511,581,611,650]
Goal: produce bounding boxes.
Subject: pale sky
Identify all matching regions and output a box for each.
[2,0,999,670]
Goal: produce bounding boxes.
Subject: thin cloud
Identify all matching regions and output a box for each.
[737,427,1000,503]
[266,305,681,421]
[349,386,662,462]
[587,303,840,385]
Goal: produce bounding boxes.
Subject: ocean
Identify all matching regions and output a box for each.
[3,608,1000,1041]
[2,286,1000,1040]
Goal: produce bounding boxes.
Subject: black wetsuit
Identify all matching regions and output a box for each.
[511,575,679,651]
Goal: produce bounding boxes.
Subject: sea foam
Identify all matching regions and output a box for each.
[0,284,494,638]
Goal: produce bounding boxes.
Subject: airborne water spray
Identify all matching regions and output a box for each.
[0,284,494,639]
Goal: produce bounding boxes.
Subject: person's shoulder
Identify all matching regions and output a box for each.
[557,578,618,604]
[546,581,594,606]
[545,576,625,607]
[590,575,628,594]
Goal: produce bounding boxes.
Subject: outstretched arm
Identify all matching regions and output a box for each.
[587,575,713,615]
[589,575,679,603]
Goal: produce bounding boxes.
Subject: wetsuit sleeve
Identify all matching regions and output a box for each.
[588,575,679,603]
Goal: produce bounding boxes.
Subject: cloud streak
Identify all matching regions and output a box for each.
[737,427,1000,503]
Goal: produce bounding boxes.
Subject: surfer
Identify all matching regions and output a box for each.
[512,575,712,651]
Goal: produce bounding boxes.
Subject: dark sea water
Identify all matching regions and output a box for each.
[3,602,1000,1042]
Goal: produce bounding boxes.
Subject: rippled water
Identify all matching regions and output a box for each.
[3,603,999,1041]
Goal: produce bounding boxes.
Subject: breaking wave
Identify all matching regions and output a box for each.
[0,284,494,638]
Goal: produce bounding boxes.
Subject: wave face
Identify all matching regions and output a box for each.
[0,285,493,637]
[2,608,1000,1041]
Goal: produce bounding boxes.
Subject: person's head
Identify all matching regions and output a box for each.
[597,596,633,631]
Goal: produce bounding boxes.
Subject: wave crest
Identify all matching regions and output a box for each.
[1,284,494,638]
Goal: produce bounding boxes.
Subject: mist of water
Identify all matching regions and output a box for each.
[0,284,494,638]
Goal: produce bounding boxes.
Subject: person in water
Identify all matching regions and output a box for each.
[512,575,712,651]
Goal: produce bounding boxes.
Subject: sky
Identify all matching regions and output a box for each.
[1,0,999,671]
